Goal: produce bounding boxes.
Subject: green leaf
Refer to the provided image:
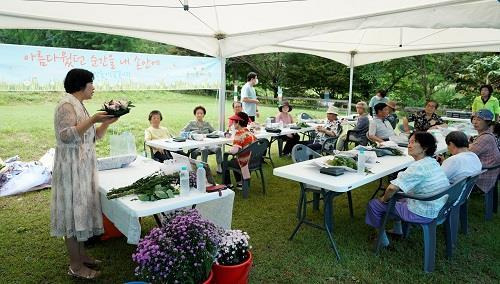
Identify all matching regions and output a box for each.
[155,190,168,199]
[154,184,163,190]
[166,189,174,198]
[138,194,150,201]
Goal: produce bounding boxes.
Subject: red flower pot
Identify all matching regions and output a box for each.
[212,251,253,284]
[202,270,214,284]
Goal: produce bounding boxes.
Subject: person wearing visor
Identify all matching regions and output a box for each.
[223,112,257,187]
[469,109,500,194]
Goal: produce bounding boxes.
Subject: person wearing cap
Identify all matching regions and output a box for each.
[368,90,389,117]
[241,72,259,121]
[368,103,396,143]
[307,105,342,151]
[275,101,300,156]
[223,112,257,186]
[402,100,446,133]
[472,84,499,121]
[469,109,500,193]
[336,101,369,150]
[385,101,398,129]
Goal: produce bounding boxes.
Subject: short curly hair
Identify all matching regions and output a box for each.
[64,68,94,94]
[193,105,206,115]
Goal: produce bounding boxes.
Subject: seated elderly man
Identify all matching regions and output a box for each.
[403,100,446,133]
[440,131,482,183]
[306,106,342,151]
[365,132,450,247]
[367,103,395,143]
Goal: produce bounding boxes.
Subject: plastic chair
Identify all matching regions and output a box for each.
[342,129,368,151]
[299,112,314,120]
[483,163,500,220]
[460,164,500,226]
[449,172,482,243]
[375,177,468,273]
[222,138,270,198]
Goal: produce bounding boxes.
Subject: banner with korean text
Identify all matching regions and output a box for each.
[0,43,221,91]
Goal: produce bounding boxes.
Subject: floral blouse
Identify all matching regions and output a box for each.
[408,110,444,131]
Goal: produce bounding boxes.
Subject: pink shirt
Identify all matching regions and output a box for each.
[275,112,294,124]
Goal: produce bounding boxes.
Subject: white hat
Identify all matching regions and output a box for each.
[326,106,339,115]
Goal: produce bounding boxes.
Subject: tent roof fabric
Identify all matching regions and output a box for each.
[1,0,499,65]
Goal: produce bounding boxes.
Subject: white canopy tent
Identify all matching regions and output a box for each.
[1,0,499,126]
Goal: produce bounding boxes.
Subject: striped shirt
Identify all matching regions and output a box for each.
[391,157,450,219]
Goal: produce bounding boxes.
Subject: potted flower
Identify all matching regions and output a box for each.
[132,209,219,284]
[213,229,253,284]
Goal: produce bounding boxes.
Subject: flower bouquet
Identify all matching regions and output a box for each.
[99,99,134,117]
[132,209,219,283]
[213,229,253,284]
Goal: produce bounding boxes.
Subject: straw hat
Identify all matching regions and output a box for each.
[386,101,397,110]
[326,106,339,115]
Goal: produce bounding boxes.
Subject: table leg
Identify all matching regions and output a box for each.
[323,190,341,261]
[153,214,163,227]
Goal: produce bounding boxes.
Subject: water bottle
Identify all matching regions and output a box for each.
[266,117,271,128]
[196,163,206,193]
[357,148,366,174]
[179,166,190,196]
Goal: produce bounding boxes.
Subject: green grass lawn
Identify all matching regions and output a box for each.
[0,91,499,283]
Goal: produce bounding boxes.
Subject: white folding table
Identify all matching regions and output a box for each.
[273,137,448,259]
[98,156,235,244]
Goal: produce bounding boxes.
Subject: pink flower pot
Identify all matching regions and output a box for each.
[212,251,253,284]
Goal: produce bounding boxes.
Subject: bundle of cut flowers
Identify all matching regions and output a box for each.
[132,209,220,283]
[100,99,134,117]
[216,229,251,265]
[106,171,180,201]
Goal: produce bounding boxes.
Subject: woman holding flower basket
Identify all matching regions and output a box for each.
[51,69,118,280]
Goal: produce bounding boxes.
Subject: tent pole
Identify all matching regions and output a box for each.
[347,51,356,117]
[218,56,226,131]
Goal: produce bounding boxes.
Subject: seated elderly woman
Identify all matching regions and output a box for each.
[306,106,342,151]
[469,109,500,193]
[365,132,450,247]
[182,105,223,172]
[223,112,257,186]
[144,110,174,163]
[440,131,482,184]
[275,101,300,156]
[336,101,369,150]
[402,100,446,133]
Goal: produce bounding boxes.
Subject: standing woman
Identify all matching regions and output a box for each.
[472,84,499,121]
[51,69,118,279]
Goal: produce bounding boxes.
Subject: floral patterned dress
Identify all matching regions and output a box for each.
[51,94,103,241]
